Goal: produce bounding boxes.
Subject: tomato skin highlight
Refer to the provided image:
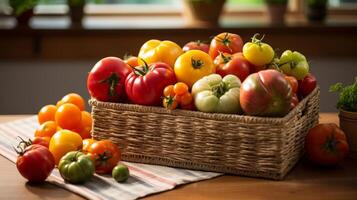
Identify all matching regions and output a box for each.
[87,57,132,102]
[125,62,176,106]
[305,123,349,166]
[16,144,55,183]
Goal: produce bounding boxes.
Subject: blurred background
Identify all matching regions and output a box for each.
[0,0,357,114]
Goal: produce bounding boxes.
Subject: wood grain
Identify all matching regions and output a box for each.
[1,113,356,200]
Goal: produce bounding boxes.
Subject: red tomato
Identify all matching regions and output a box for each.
[209,32,243,59]
[215,52,251,81]
[87,57,132,102]
[305,123,349,166]
[298,73,317,98]
[88,140,121,174]
[285,75,299,94]
[15,144,55,183]
[125,62,176,106]
[240,70,292,117]
[183,41,209,54]
[32,137,50,148]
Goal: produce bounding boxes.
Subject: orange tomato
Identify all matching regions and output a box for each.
[173,82,189,96]
[124,56,139,67]
[285,75,298,94]
[38,105,57,124]
[32,136,50,148]
[88,140,121,174]
[163,96,178,110]
[57,93,85,111]
[82,138,97,153]
[179,92,193,106]
[49,129,83,165]
[35,121,58,138]
[163,85,175,97]
[55,103,82,130]
[78,111,92,139]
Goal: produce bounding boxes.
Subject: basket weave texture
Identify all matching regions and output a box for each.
[90,87,320,180]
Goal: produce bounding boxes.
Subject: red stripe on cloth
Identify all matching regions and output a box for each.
[127,164,176,187]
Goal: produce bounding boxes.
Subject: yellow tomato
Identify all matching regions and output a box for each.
[174,50,215,88]
[242,34,274,67]
[49,130,83,165]
[138,39,183,68]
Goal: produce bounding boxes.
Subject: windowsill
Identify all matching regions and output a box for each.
[1,14,357,31]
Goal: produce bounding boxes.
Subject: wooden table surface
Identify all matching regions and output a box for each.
[1,113,356,200]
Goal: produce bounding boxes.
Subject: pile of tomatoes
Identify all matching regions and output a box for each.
[87,32,317,117]
[15,93,129,184]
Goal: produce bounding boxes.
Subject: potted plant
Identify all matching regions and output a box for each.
[9,0,38,25]
[264,0,288,25]
[182,0,226,27]
[306,0,328,22]
[330,77,357,159]
[68,0,85,24]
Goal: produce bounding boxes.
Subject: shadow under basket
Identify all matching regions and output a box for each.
[89,87,320,180]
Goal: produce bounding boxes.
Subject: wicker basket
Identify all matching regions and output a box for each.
[89,87,320,180]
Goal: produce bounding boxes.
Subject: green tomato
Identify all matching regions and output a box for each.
[192,74,242,114]
[279,50,309,80]
[58,151,94,184]
[112,164,130,183]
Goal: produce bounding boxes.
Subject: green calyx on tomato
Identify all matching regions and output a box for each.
[278,50,309,80]
[218,52,232,64]
[216,32,232,47]
[132,59,152,76]
[192,74,242,114]
[98,72,120,97]
[191,58,204,69]
[58,151,95,184]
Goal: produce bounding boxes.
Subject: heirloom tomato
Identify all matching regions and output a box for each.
[88,140,121,174]
[209,32,243,59]
[305,123,349,166]
[87,57,132,102]
[279,50,309,80]
[38,105,57,124]
[298,73,317,98]
[125,61,176,106]
[55,103,82,131]
[58,151,95,184]
[243,34,274,67]
[240,70,292,117]
[192,74,242,114]
[49,130,83,165]
[214,52,251,81]
[174,50,215,88]
[15,143,55,183]
[138,39,183,68]
[183,40,209,54]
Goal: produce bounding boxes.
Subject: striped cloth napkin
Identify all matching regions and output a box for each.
[0,116,222,200]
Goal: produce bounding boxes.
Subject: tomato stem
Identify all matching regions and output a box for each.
[218,51,231,64]
[212,82,228,98]
[251,33,265,46]
[191,58,204,69]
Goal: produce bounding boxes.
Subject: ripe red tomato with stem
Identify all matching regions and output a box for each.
[14,138,55,183]
[305,123,349,166]
[125,60,176,106]
[88,140,121,174]
[298,73,317,98]
[214,52,251,81]
[183,40,209,54]
[209,32,243,59]
[87,57,132,102]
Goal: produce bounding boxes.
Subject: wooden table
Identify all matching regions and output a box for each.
[1,113,356,200]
